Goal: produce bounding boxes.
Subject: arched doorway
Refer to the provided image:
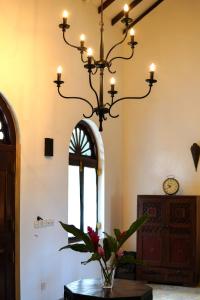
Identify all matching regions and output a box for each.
[0,93,16,300]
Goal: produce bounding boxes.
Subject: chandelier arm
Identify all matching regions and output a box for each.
[81,52,88,64]
[82,110,95,119]
[91,67,98,75]
[109,48,134,65]
[62,31,80,50]
[105,29,128,61]
[109,110,119,119]
[57,87,94,113]
[107,65,116,74]
[107,96,119,119]
[109,86,152,110]
[88,72,99,108]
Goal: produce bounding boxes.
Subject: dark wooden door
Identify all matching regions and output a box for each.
[0,144,15,300]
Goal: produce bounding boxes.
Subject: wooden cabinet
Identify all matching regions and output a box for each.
[136,195,200,286]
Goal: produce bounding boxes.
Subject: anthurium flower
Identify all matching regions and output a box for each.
[97,246,105,257]
[87,226,100,250]
[116,249,124,257]
[118,231,126,241]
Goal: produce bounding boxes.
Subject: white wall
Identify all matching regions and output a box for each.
[122,0,200,249]
[0,1,124,299]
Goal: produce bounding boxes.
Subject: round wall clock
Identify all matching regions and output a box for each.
[163,177,179,195]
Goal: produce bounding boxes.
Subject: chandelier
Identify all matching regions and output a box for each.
[54,1,157,131]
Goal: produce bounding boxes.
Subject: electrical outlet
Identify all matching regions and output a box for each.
[34,219,54,228]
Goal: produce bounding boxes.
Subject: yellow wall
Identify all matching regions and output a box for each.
[0,1,124,299]
[122,0,200,248]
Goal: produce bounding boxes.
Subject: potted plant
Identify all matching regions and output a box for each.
[59,214,148,288]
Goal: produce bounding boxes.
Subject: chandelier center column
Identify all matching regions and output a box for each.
[99,0,104,108]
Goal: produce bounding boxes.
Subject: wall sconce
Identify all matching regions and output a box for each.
[44,138,54,156]
[190,143,200,171]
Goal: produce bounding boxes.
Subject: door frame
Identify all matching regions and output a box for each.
[0,92,19,300]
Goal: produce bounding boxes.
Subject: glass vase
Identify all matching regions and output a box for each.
[101,264,115,289]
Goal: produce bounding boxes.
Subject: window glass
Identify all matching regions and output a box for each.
[0,132,4,140]
[83,167,97,232]
[0,121,4,141]
[68,165,80,236]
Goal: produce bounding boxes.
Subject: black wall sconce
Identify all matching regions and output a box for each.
[190,143,200,171]
[44,138,54,156]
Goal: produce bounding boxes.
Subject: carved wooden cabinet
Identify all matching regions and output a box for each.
[136,195,200,286]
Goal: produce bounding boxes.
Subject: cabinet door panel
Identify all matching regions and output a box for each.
[142,235,162,263]
[169,236,192,267]
[137,196,166,266]
[169,201,194,225]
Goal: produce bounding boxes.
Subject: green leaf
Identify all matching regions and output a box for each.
[81,253,101,265]
[103,233,118,252]
[118,214,149,248]
[59,222,94,251]
[103,238,111,261]
[114,228,121,240]
[59,243,89,252]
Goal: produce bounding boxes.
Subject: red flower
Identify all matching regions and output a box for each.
[116,249,124,257]
[117,230,126,241]
[87,226,99,250]
[97,246,105,257]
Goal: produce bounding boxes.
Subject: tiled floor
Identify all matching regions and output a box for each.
[150,284,200,300]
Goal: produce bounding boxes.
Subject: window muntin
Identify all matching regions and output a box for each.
[69,125,96,158]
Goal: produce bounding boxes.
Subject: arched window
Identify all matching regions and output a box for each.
[68,120,98,241]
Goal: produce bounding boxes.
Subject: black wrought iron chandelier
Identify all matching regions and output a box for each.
[54,1,157,131]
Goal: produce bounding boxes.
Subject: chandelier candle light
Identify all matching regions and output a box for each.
[54,1,157,131]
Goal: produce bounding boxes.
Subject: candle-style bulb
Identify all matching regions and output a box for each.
[63,10,69,18]
[149,63,156,81]
[62,10,69,26]
[130,28,135,36]
[87,48,93,65]
[124,4,129,19]
[129,28,135,44]
[87,48,93,57]
[57,65,63,82]
[149,63,156,72]
[80,34,86,42]
[80,34,86,48]
[110,77,116,92]
[124,4,129,12]
[57,65,63,74]
[110,77,116,85]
